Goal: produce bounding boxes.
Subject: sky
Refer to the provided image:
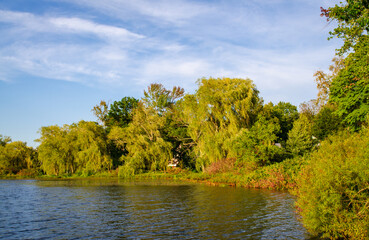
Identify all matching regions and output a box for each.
[0,0,341,147]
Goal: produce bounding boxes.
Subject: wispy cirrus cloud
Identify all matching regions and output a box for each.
[56,0,210,25]
[0,0,341,105]
[0,10,143,42]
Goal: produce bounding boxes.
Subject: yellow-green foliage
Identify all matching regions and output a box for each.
[287,114,315,156]
[296,129,369,239]
[232,116,283,166]
[182,77,262,171]
[0,141,37,174]
[37,121,112,176]
[116,102,172,175]
[73,121,112,174]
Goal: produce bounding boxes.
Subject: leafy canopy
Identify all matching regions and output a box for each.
[329,35,369,130]
[182,77,263,171]
[323,0,369,54]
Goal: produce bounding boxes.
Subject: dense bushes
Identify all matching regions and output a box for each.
[296,129,369,239]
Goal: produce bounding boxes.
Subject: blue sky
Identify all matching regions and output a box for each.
[0,0,340,147]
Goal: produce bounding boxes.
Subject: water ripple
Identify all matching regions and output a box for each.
[0,179,311,239]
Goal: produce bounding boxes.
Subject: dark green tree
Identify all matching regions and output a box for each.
[232,116,283,167]
[329,35,369,130]
[286,115,315,156]
[312,104,342,140]
[262,102,299,143]
[107,97,138,128]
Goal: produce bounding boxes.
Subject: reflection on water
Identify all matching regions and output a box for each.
[0,179,311,239]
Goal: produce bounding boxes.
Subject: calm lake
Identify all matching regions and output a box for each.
[0,179,311,239]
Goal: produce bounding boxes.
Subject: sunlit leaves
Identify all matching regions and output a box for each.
[323,0,369,54]
[329,35,369,130]
[37,121,112,176]
[182,77,263,171]
[296,129,369,239]
[0,141,36,174]
[116,84,184,175]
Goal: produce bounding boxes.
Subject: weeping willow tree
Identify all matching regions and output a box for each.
[72,121,112,174]
[0,140,37,174]
[37,121,112,176]
[110,83,184,177]
[182,77,263,171]
[37,125,75,175]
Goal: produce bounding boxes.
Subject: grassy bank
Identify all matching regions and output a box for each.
[121,156,306,191]
[1,157,305,192]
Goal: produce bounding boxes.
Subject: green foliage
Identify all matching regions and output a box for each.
[0,134,11,147]
[163,98,195,169]
[120,104,173,174]
[107,97,138,128]
[262,102,299,143]
[232,116,284,167]
[37,121,112,176]
[236,156,306,190]
[73,121,112,173]
[296,129,369,239]
[329,35,369,130]
[312,104,342,140]
[286,114,315,156]
[115,84,184,176]
[182,77,263,171]
[118,164,136,178]
[0,141,37,174]
[323,0,369,54]
[91,100,109,127]
[143,83,184,114]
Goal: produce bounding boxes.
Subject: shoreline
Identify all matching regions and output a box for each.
[0,164,300,192]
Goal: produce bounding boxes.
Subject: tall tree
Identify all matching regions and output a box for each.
[314,57,345,107]
[37,125,76,175]
[329,35,369,130]
[182,77,263,171]
[286,114,315,156]
[114,84,184,176]
[72,121,112,173]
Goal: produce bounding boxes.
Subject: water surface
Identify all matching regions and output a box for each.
[0,179,310,239]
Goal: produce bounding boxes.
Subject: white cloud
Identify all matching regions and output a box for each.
[0,0,341,105]
[49,17,144,41]
[0,10,143,42]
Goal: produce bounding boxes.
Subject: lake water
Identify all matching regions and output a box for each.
[0,179,311,239]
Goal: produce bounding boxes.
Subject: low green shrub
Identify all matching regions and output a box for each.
[118,164,136,178]
[296,129,369,239]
